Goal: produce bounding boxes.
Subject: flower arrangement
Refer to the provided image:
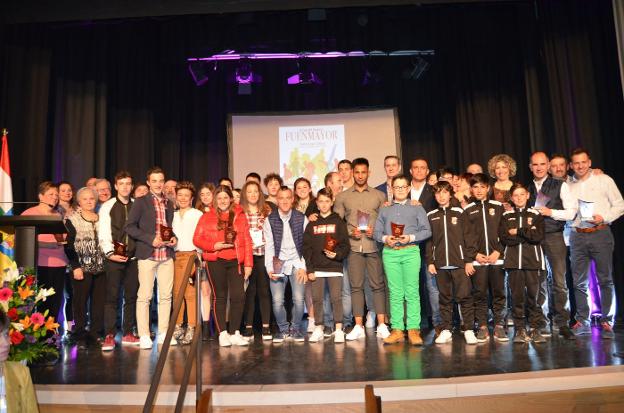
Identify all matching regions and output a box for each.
[1,267,61,363]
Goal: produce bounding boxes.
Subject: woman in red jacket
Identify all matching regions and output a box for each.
[193,185,253,347]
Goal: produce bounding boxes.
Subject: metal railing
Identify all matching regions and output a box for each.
[143,253,204,413]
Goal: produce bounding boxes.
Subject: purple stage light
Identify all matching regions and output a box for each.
[187,49,434,62]
[287,72,322,85]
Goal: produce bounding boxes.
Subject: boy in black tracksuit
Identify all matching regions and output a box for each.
[303,188,350,343]
[463,173,507,342]
[499,183,546,344]
[426,181,476,345]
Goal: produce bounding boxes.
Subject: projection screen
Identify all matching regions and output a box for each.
[228,108,401,192]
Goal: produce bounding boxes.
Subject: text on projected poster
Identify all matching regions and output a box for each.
[279,125,345,192]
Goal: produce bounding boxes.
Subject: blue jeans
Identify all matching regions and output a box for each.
[425,265,441,326]
[269,270,306,333]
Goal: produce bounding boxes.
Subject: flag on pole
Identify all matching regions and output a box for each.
[0,128,16,270]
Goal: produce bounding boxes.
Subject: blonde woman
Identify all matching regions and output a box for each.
[487,154,517,210]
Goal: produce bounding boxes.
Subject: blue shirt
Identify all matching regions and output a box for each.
[373,202,431,245]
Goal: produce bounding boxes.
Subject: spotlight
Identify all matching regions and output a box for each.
[234,60,262,95]
[287,59,322,85]
[188,61,212,86]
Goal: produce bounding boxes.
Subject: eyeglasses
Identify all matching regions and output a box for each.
[393,185,409,190]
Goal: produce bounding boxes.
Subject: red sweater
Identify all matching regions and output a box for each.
[193,207,253,268]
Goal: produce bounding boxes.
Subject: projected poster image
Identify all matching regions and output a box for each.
[279,125,345,192]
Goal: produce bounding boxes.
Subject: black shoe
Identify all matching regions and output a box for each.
[558,325,576,340]
[242,326,254,340]
[262,326,273,341]
[323,326,333,338]
[343,325,354,334]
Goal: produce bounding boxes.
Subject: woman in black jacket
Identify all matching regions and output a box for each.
[303,188,350,343]
[499,183,545,345]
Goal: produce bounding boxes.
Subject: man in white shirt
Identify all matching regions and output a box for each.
[567,148,624,339]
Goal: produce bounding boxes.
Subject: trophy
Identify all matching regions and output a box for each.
[324,235,338,252]
[579,199,595,221]
[224,226,237,244]
[113,241,128,257]
[160,225,173,242]
[356,210,370,231]
[272,256,285,276]
[391,222,405,238]
[534,191,551,209]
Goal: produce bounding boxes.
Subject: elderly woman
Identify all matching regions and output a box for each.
[64,187,106,346]
[487,154,517,210]
[0,309,40,412]
[21,182,68,324]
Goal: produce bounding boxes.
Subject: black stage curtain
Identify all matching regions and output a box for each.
[1,0,624,320]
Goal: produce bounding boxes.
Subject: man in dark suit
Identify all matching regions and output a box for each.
[375,155,402,202]
[409,158,437,213]
[528,151,576,340]
[408,157,439,332]
[125,166,178,350]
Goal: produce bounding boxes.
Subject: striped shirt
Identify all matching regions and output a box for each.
[151,193,168,261]
[245,211,266,256]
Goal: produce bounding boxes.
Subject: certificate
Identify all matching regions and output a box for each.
[250,228,264,248]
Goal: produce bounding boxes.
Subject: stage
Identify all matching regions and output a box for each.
[31,325,624,410]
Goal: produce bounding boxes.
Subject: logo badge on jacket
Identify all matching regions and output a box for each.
[451,216,458,225]
[527,217,533,226]
[489,208,496,216]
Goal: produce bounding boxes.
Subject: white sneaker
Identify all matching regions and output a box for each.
[365,311,376,329]
[346,325,366,341]
[157,334,177,346]
[307,318,316,333]
[139,335,153,349]
[464,330,478,345]
[334,329,345,343]
[309,326,325,343]
[229,331,250,346]
[219,331,232,347]
[376,323,390,339]
[435,329,453,344]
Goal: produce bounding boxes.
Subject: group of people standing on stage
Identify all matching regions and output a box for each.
[21,147,623,352]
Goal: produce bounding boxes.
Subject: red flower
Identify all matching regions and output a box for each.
[10,330,24,345]
[0,287,13,301]
[6,308,18,321]
[25,276,35,287]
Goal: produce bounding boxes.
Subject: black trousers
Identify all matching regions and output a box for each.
[37,266,66,324]
[64,268,74,323]
[508,269,541,329]
[471,265,506,327]
[243,255,272,327]
[73,271,106,335]
[104,259,139,336]
[208,259,245,334]
[437,268,474,331]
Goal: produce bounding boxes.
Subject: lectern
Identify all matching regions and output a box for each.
[0,216,67,268]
